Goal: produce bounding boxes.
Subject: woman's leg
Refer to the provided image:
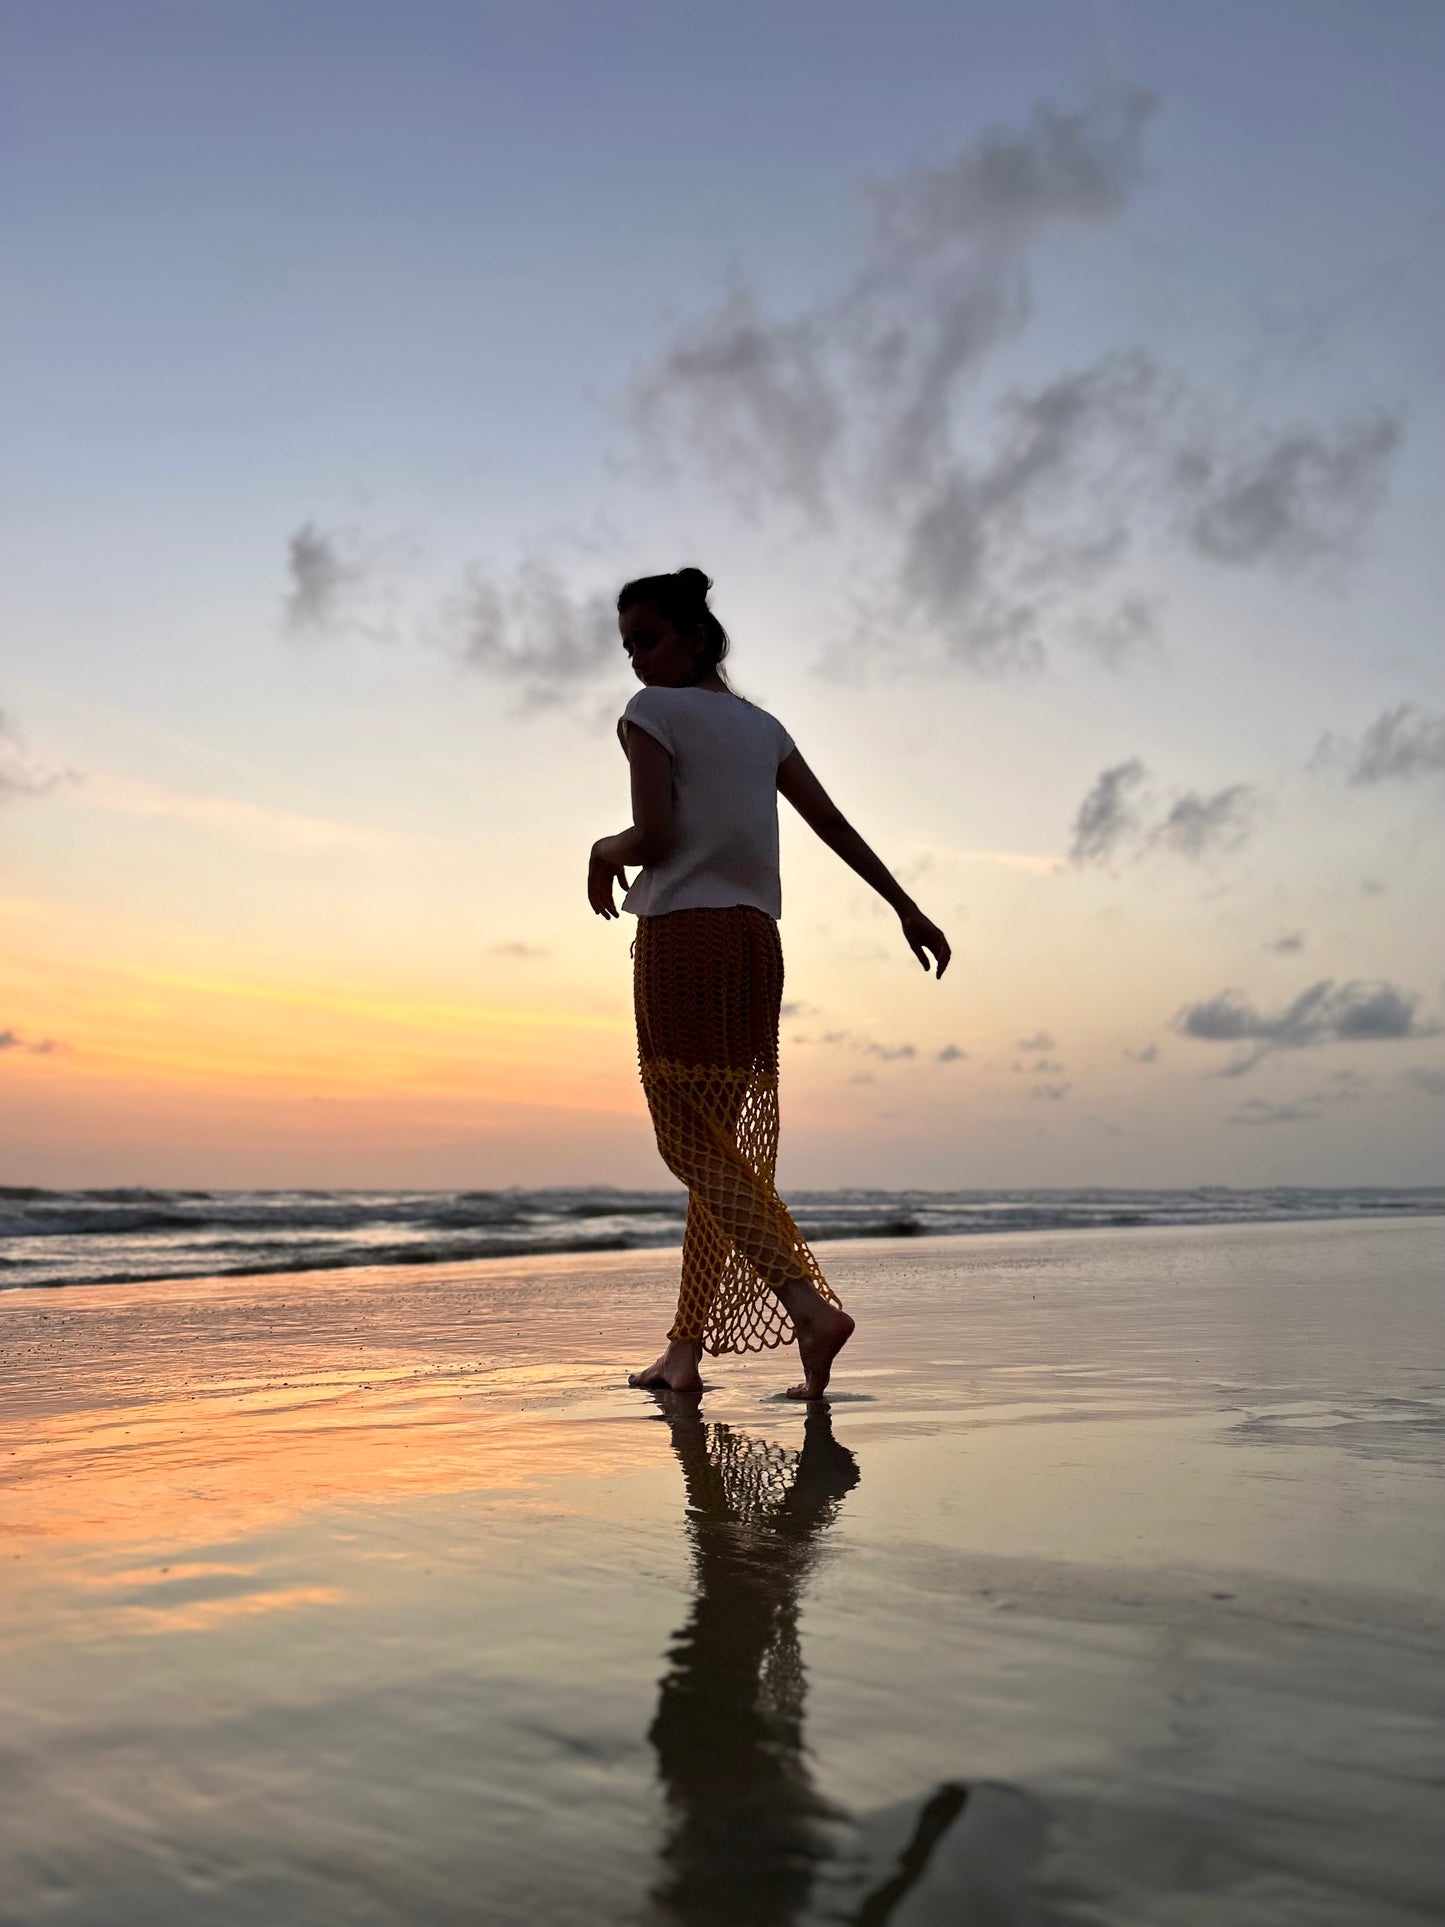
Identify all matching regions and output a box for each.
[673,1191,730,1339]
[628,1197,723,1394]
[630,907,853,1394]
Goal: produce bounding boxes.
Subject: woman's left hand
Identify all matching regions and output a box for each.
[588,840,630,919]
[900,905,951,977]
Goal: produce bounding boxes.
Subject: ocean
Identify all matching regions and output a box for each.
[4,1181,1442,1291]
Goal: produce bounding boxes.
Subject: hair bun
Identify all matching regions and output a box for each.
[675,566,712,600]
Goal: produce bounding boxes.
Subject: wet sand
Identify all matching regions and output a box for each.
[2,1218,1443,1924]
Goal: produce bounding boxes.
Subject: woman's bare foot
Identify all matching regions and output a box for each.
[775,1280,855,1400]
[628,1338,703,1395]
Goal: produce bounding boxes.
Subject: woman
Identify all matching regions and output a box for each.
[588,567,949,1399]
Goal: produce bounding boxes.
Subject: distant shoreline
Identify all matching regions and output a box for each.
[5,1194,1442,1296]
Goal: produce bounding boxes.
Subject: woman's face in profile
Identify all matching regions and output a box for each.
[620,604,703,688]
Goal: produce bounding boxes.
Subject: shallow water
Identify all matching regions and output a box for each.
[2,1218,1443,1923]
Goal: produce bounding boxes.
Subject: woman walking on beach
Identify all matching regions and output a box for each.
[589,568,949,1399]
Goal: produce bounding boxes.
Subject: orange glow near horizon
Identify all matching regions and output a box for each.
[5,944,633,1108]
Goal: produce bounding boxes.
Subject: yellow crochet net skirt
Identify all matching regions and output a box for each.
[633,905,841,1355]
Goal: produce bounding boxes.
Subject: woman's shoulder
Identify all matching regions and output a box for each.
[622,685,792,750]
[732,693,795,756]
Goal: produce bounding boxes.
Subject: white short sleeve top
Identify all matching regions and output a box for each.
[618,686,796,919]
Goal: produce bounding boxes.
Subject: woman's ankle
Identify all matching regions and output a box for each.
[774,1275,823,1322]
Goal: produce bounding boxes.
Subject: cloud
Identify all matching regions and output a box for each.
[0,709,70,803]
[1125,1043,1160,1063]
[1149,784,1257,859]
[936,1043,968,1063]
[1314,1068,1370,1105]
[625,87,1400,674]
[630,294,842,521]
[1068,761,1148,864]
[1265,932,1306,954]
[889,351,1164,668]
[1069,761,1260,865]
[444,558,618,707]
[0,1026,62,1056]
[1174,978,1439,1075]
[799,1028,917,1062]
[1317,703,1445,787]
[927,846,1059,873]
[1177,413,1401,570]
[627,91,1167,667]
[1236,1069,1371,1120]
[1075,596,1164,669]
[83,774,407,857]
[1029,1081,1071,1100]
[283,522,362,632]
[1405,1066,1445,1097]
[489,941,548,959]
[1230,1098,1322,1127]
[1016,1029,1056,1052]
[860,86,1158,256]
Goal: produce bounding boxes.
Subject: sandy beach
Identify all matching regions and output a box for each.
[3,1217,1443,1924]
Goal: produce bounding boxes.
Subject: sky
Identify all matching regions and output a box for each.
[3,0,1443,1190]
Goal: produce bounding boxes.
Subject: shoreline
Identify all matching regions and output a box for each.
[6,1202,1444,1298]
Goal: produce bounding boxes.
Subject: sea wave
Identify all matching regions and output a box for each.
[2,1183,1441,1292]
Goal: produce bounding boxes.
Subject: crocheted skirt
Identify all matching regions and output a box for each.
[633,905,840,1355]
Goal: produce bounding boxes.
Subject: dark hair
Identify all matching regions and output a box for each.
[617,567,732,687]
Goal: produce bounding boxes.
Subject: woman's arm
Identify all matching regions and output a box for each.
[777,749,951,977]
[588,724,675,919]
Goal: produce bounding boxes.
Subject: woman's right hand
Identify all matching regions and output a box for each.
[588,839,631,919]
[900,906,950,977]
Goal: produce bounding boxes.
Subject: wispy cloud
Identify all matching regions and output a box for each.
[281,522,408,642]
[0,708,72,803]
[1125,1043,1159,1063]
[1176,414,1401,570]
[1265,932,1306,954]
[1229,1069,1369,1125]
[1316,703,1445,786]
[1030,1081,1071,1100]
[625,86,1401,673]
[1230,1098,1322,1127]
[489,941,549,960]
[0,1026,63,1056]
[936,1043,968,1063]
[1074,595,1165,669]
[1149,784,1257,859]
[1175,978,1439,1076]
[1069,761,1260,865]
[916,844,1060,873]
[1404,1066,1445,1098]
[442,558,618,707]
[83,775,409,857]
[283,522,361,632]
[1016,1028,1057,1052]
[1068,760,1148,864]
[275,91,1402,697]
[796,1028,917,1062]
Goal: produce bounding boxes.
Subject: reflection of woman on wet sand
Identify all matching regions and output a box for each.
[647,1397,861,1926]
[589,567,949,1399]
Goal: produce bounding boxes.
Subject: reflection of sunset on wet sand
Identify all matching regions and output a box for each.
[4,1257,675,1657]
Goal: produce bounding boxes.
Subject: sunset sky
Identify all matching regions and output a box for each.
[4,0,1443,1189]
